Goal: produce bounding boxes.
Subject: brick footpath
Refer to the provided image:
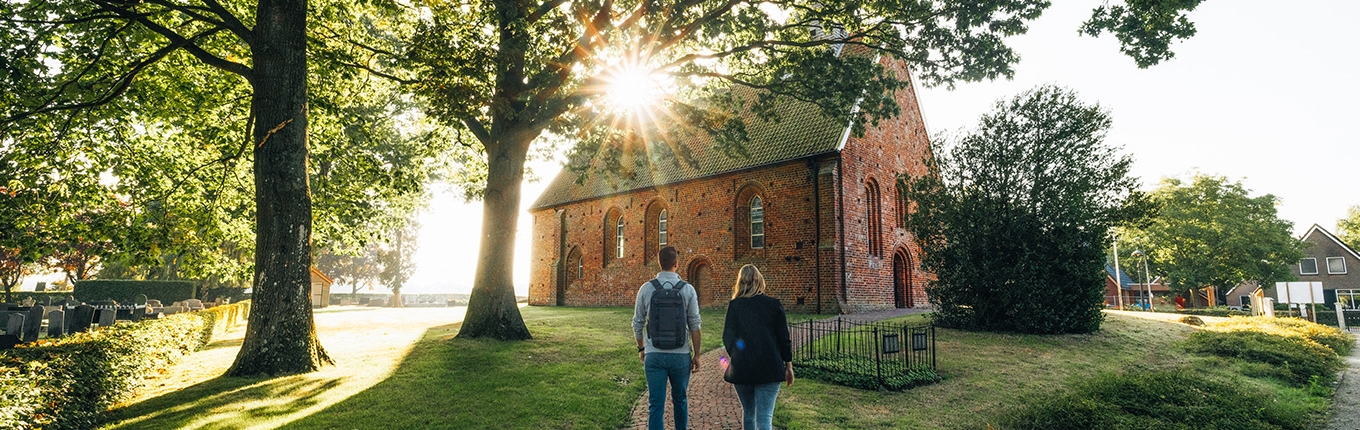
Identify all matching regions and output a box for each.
[626,307,930,429]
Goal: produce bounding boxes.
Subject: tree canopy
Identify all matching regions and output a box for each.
[0,0,454,374]
[903,85,1146,334]
[1136,174,1304,306]
[1337,205,1360,250]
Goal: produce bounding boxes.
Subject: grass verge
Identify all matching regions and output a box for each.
[773,312,1339,429]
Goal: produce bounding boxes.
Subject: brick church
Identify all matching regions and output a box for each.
[527,55,934,315]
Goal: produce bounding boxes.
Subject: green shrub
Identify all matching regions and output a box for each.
[1185,330,1340,385]
[1004,369,1309,430]
[1174,307,1249,317]
[73,280,196,304]
[796,353,941,391]
[0,301,250,429]
[1179,316,1204,326]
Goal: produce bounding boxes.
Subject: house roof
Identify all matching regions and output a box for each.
[530,87,853,210]
[309,267,334,285]
[1301,224,1360,261]
[1105,264,1135,290]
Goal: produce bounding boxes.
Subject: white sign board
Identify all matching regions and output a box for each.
[1275,282,1324,304]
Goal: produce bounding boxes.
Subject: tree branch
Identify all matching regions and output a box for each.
[461,116,491,146]
[96,0,254,81]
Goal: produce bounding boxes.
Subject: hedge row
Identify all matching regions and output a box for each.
[1,291,76,304]
[0,301,250,430]
[73,280,196,304]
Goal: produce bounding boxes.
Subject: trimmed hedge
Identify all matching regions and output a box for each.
[74,280,196,304]
[1184,316,1353,385]
[1173,307,1250,317]
[1,291,76,304]
[0,301,250,430]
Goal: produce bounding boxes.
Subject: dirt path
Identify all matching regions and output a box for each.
[1329,334,1360,430]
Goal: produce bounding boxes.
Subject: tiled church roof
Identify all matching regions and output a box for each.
[530,91,852,210]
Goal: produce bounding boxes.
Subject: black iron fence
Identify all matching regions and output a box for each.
[789,317,938,390]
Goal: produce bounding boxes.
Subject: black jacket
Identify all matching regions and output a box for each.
[722,295,792,385]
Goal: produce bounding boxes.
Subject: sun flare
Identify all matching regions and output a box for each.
[602,63,665,115]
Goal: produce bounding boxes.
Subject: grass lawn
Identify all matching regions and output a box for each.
[100,307,1341,429]
[103,306,732,430]
[774,312,1334,429]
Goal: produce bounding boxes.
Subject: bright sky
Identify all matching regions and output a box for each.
[402,0,1360,295]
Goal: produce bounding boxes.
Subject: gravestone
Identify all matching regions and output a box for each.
[6,314,24,337]
[97,309,116,327]
[0,335,18,349]
[44,296,52,306]
[131,305,146,322]
[21,305,43,342]
[71,305,96,333]
[35,281,46,292]
[47,309,65,337]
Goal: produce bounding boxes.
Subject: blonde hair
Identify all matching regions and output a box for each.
[730,264,767,300]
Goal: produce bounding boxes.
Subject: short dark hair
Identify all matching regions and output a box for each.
[659,246,678,271]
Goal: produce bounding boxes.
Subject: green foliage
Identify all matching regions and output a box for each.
[1178,316,1204,326]
[796,353,940,391]
[1135,174,1304,306]
[1338,205,1360,249]
[0,301,249,429]
[74,280,196,304]
[903,86,1143,334]
[1173,307,1250,318]
[1003,369,1311,430]
[1080,0,1207,68]
[1184,317,1352,385]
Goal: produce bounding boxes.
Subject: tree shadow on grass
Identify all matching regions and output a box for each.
[103,375,346,429]
[281,313,645,430]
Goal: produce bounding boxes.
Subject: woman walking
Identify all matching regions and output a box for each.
[722,264,794,430]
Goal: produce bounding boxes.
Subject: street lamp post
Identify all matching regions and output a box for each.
[1132,250,1152,311]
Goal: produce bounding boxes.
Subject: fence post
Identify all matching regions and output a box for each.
[931,324,936,370]
[873,326,882,387]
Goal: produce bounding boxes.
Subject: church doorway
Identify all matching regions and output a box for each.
[893,250,913,308]
[687,258,712,306]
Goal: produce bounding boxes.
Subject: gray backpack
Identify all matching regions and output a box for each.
[647,279,689,349]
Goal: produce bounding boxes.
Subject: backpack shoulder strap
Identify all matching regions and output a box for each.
[649,279,663,291]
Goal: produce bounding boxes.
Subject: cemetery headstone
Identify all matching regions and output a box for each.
[35,281,46,292]
[0,334,18,349]
[44,296,52,306]
[6,314,24,337]
[71,305,96,333]
[97,309,116,327]
[131,304,146,322]
[134,294,148,306]
[47,309,65,337]
[21,305,43,342]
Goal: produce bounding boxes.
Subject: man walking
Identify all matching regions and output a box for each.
[633,245,702,430]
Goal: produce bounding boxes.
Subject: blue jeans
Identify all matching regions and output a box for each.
[734,382,781,430]
[645,352,692,430]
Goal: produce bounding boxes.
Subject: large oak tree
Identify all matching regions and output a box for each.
[390,0,1207,339]
[1,0,448,375]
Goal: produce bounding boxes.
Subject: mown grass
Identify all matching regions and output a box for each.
[102,308,1350,429]
[773,312,1345,429]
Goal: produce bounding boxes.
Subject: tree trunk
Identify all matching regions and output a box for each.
[458,140,532,340]
[226,0,332,376]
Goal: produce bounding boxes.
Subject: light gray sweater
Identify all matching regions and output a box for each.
[632,271,702,355]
